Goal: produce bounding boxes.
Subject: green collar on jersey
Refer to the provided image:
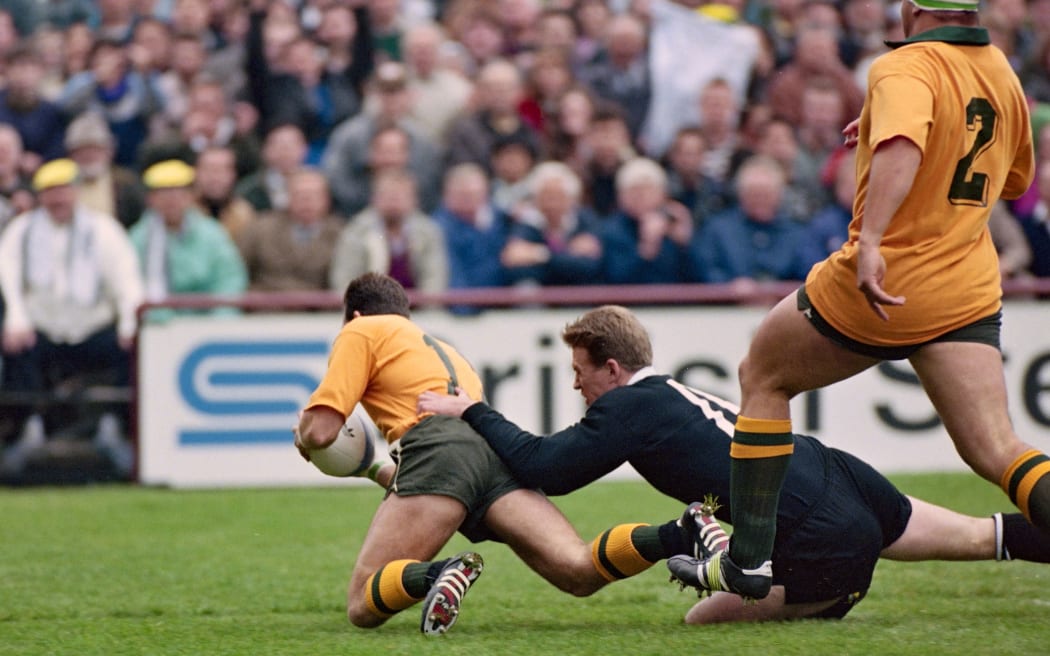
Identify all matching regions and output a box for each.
[885,25,990,49]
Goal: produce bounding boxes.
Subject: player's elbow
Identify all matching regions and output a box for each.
[298,424,337,451]
[298,408,343,450]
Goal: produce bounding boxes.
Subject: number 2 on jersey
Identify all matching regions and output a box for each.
[949,97,997,207]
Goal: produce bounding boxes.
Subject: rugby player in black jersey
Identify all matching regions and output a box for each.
[418,305,1050,623]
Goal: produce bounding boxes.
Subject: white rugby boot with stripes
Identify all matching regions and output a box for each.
[420,551,485,635]
[678,498,730,559]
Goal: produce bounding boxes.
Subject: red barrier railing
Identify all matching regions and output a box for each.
[136,278,1050,315]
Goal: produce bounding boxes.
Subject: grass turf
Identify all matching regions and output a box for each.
[2,473,1048,655]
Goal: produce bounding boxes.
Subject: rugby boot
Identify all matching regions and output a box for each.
[678,497,730,559]
[667,550,772,600]
[420,551,485,635]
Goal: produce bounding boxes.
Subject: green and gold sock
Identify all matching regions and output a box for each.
[728,416,794,569]
[1001,449,1050,533]
[363,559,428,619]
[590,523,657,581]
[997,512,1050,563]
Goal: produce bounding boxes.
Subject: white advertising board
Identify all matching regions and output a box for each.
[138,302,1050,488]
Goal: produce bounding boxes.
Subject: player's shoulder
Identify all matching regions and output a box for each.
[341,314,415,339]
[869,44,936,79]
[593,374,666,401]
[599,375,690,411]
[621,373,672,390]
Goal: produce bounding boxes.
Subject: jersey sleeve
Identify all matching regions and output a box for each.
[304,327,373,417]
[867,65,934,155]
[462,402,638,496]
[1003,129,1035,199]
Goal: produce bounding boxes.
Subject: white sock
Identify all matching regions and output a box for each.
[993,513,1011,561]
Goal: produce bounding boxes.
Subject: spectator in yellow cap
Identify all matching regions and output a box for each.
[31,157,79,192]
[142,158,196,190]
[0,157,144,477]
[697,3,739,24]
[128,159,248,321]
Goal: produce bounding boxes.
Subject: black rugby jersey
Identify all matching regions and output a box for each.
[462,374,832,532]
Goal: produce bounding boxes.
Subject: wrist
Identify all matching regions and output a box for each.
[364,461,385,482]
[460,401,486,421]
[458,400,480,418]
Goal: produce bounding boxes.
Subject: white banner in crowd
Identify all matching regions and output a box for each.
[641,0,759,156]
[138,303,1050,488]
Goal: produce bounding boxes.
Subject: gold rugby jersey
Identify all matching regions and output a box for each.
[306,314,483,443]
[807,26,1034,346]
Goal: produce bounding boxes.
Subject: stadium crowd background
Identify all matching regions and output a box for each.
[1,0,1050,479]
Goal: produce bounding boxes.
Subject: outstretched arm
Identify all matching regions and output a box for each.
[418,388,637,495]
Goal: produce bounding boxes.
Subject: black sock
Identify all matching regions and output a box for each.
[999,512,1050,563]
[414,559,450,596]
[656,519,689,559]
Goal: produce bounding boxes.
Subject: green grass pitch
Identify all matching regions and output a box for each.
[2,473,1048,656]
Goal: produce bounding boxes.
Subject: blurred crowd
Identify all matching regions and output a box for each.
[2,0,1050,475]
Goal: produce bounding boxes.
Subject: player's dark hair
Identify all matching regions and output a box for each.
[923,9,979,26]
[343,273,411,321]
[562,305,652,371]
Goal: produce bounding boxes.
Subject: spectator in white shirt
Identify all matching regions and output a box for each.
[0,158,144,471]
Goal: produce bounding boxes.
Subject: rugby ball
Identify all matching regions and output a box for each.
[308,409,379,477]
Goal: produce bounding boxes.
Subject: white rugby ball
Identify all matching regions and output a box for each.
[308,409,379,477]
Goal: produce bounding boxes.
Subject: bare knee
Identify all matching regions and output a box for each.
[346,599,387,629]
[737,355,758,394]
[738,354,788,400]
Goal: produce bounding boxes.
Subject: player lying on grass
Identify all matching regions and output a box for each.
[417,305,1050,623]
[296,274,749,635]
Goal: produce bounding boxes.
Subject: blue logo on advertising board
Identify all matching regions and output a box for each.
[177,340,330,446]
